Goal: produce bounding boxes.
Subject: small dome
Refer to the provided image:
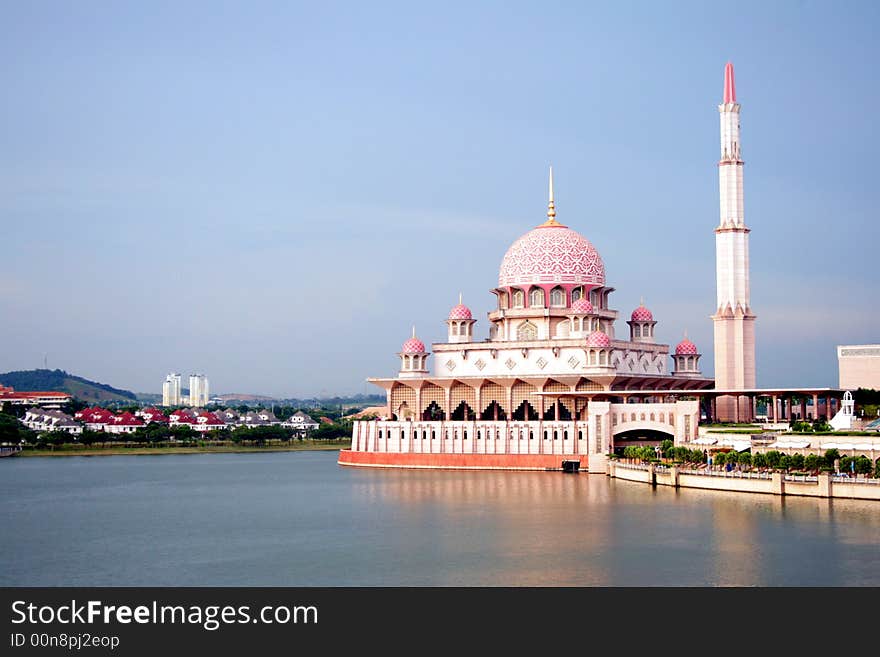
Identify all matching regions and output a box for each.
[631,304,653,322]
[570,297,594,314]
[448,303,473,320]
[675,338,698,355]
[586,330,612,348]
[401,337,426,354]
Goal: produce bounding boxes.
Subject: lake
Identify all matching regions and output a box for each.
[2,451,878,586]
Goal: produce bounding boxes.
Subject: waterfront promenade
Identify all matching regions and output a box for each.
[608,460,880,501]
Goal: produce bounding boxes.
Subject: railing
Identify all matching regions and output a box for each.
[831,475,880,485]
[784,474,819,483]
[613,461,651,472]
[680,468,772,480]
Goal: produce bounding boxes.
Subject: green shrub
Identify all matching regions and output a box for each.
[824,448,841,464]
[778,455,792,470]
[790,453,805,470]
[738,451,752,466]
[752,452,767,468]
[804,454,822,471]
[855,455,872,475]
[765,451,781,467]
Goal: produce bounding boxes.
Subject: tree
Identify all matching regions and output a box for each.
[738,451,752,466]
[765,451,781,468]
[714,452,727,467]
[790,453,805,470]
[839,455,854,474]
[804,454,822,472]
[874,458,880,479]
[855,455,872,475]
[660,439,674,458]
[752,452,767,468]
[778,455,792,470]
[824,449,840,466]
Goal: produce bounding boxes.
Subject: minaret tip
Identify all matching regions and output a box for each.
[540,165,563,227]
[723,61,736,104]
[458,292,462,305]
[412,325,416,338]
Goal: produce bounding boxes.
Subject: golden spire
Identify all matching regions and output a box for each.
[458,292,462,305]
[540,165,562,227]
[412,325,416,338]
[640,296,645,307]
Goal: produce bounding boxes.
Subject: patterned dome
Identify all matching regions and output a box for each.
[631,305,654,322]
[675,338,698,355]
[401,337,426,354]
[586,330,612,348]
[570,297,594,314]
[498,225,605,288]
[448,304,473,320]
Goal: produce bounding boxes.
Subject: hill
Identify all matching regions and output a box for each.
[0,369,137,402]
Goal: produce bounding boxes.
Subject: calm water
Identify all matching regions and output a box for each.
[1,451,879,586]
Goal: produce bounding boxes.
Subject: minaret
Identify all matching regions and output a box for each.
[712,62,756,421]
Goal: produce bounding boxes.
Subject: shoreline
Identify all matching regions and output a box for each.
[10,441,350,458]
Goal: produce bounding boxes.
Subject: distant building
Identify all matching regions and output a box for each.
[105,412,145,434]
[838,345,880,390]
[0,386,71,408]
[162,373,182,407]
[189,374,209,408]
[282,411,319,432]
[22,408,82,434]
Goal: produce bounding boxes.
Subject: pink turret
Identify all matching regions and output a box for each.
[723,61,736,104]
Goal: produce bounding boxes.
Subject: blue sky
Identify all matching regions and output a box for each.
[1,1,877,397]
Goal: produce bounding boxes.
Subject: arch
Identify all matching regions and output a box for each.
[549,286,565,307]
[554,319,570,338]
[396,401,415,421]
[529,287,545,308]
[634,325,641,337]
[497,290,509,309]
[516,320,538,341]
[450,400,476,421]
[512,400,539,421]
[420,383,446,419]
[423,401,444,421]
[480,400,507,421]
[571,286,583,302]
[512,288,525,308]
[451,381,476,416]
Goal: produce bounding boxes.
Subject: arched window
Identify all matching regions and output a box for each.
[543,431,549,440]
[550,287,565,307]
[529,288,545,308]
[517,321,538,341]
[553,431,558,441]
[512,289,525,308]
[578,430,584,441]
[634,325,641,337]
[555,320,570,338]
[498,291,509,309]
[571,287,583,302]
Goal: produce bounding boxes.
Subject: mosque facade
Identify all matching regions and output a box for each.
[339,63,753,471]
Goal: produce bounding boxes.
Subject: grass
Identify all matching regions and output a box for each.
[17,439,351,457]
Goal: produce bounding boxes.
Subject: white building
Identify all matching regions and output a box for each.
[162,373,182,407]
[188,374,209,408]
[22,408,83,435]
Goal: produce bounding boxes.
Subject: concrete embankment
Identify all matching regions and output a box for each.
[608,461,880,501]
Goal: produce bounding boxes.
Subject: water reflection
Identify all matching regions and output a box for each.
[1,452,878,586]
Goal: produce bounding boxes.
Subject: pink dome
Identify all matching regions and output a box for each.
[631,305,653,322]
[498,225,605,288]
[586,330,612,348]
[570,297,594,314]
[675,338,698,355]
[448,304,473,320]
[401,337,426,353]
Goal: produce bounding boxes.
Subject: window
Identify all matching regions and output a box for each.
[529,288,545,308]
[571,287,583,302]
[512,289,525,308]
[550,287,565,307]
[634,325,641,337]
[498,291,509,309]
[517,321,538,341]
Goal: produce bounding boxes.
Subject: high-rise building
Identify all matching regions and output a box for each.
[162,373,182,407]
[712,62,757,422]
[837,345,880,390]
[189,374,209,408]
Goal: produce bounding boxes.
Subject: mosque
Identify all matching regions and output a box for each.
[339,63,797,473]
